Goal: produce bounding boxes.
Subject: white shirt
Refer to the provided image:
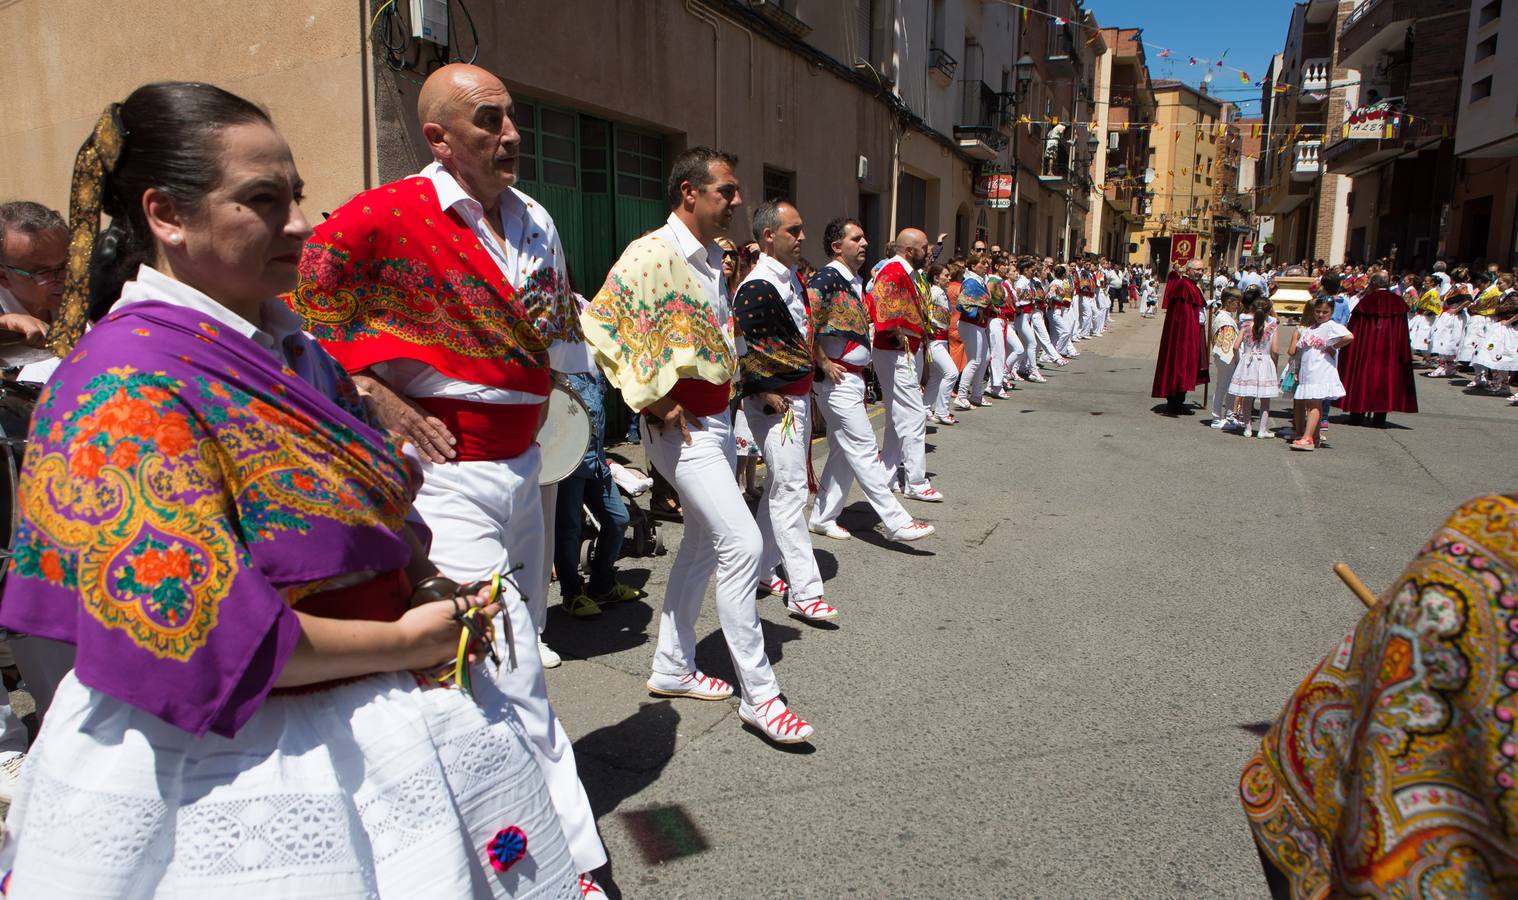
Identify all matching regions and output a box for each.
[651,213,734,358]
[819,259,869,365]
[374,164,576,404]
[112,264,305,361]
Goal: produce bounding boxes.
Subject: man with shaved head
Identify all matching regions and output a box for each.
[290,63,609,892]
[869,228,944,502]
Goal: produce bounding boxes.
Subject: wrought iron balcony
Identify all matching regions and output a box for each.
[928,47,957,87]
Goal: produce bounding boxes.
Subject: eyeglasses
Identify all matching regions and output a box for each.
[1,262,67,285]
[721,251,737,259]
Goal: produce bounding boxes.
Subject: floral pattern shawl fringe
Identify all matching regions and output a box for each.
[580,234,734,411]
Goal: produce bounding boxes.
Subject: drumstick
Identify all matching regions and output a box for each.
[1334,563,1377,609]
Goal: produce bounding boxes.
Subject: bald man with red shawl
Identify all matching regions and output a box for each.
[1151,258,1209,413]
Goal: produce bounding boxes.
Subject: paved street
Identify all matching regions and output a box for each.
[544,309,1517,899]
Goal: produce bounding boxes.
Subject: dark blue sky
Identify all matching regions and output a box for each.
[1086,0,1303,117]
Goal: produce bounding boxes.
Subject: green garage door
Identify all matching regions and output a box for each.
[513,100,667,296]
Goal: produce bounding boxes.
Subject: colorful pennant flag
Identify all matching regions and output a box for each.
[1239,71,1250,84]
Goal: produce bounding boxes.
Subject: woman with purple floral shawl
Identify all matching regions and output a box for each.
[0,84,577,898]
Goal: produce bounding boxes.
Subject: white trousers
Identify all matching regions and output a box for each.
[927,339,959,416]
[413,447,607,875]
[872,347,930,491]
[955,323,988,403]
[1048,307,1074,356]
[643,410,781,706]
[986,318,1008,390]
[1012,313,1039,374]
[745,394,823,602]
[813,372,915,533]
[1030,309,1061,361]
[1077,295,1097,338]
[1212,357,1239,420]
[1095,293,1112,334]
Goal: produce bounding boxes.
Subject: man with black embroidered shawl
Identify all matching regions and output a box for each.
[807,218,935,544]
[731,201,836,624]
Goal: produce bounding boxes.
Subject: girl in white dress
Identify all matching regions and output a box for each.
[1408,276,1439,364]
[1478,288,1518,402]
[1427,271,1471,377]
[1230,293,1280,438]
[1289,298,1354,451]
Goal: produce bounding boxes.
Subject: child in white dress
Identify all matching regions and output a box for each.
[1427,273,1471,377]
[1230,293,1280,438]
[1289,297,1354,451]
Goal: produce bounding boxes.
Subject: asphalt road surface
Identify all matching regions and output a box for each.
[2,310,1508,897]
[543,309,1516,899]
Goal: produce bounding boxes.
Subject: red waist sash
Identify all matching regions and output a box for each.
[415,396,543,462]
[872,334,923,353]
[827,357,868,375]
[779,374,815,396]
[667,378,732,417]
[274,568,412,696]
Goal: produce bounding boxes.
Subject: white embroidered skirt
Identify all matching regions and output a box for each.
[0,670,578,899]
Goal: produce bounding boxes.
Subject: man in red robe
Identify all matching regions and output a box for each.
[1337,272,1418,426]
[1150,257,1209,413]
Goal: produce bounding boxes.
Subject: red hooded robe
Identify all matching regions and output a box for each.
[1337,289,1418,414]
[1150,272,1209,398]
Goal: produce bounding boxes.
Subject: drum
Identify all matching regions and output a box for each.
[537,383,592,485]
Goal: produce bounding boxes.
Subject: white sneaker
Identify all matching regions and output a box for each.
[1210,419,1226,429]
[904,485,944,503]
[887,521,936,542]
[646,670,734,700]
[809,520,852,540]
[1026,372,1048,383]
[0,752,22,803]
[538,639,562,669]
[785,596,839,622]
[953,397,973,411]
[739,696,814,744]
[1242,427,1254,438]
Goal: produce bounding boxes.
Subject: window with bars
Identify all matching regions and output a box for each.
[615,129,664,201]
[763,166,797,203]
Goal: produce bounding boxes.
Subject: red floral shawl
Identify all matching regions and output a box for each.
[287,177,551,395]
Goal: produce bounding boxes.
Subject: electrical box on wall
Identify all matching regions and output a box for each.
[409,0,448,44]
[857,156,869,182]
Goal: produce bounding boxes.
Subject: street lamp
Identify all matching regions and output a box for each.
[1015,54,1035,99]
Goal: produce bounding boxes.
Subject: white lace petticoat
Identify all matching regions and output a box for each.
[0,670,579,899]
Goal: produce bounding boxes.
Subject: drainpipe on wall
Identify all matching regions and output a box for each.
[686,1,722,144]
[885,0,904,238]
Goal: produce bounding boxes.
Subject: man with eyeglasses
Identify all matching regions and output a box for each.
[0,201,67,370]
[0,200,72,802]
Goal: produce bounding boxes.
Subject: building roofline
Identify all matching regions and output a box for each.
[1151,79,1226,110]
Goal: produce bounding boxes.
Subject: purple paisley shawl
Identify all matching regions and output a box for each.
[0,301,414,737]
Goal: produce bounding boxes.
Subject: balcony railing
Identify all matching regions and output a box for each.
[1341,0,1381,34]
[1301,58,1330,92]
[1292,140,1322,180]
[928,47,957,87]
